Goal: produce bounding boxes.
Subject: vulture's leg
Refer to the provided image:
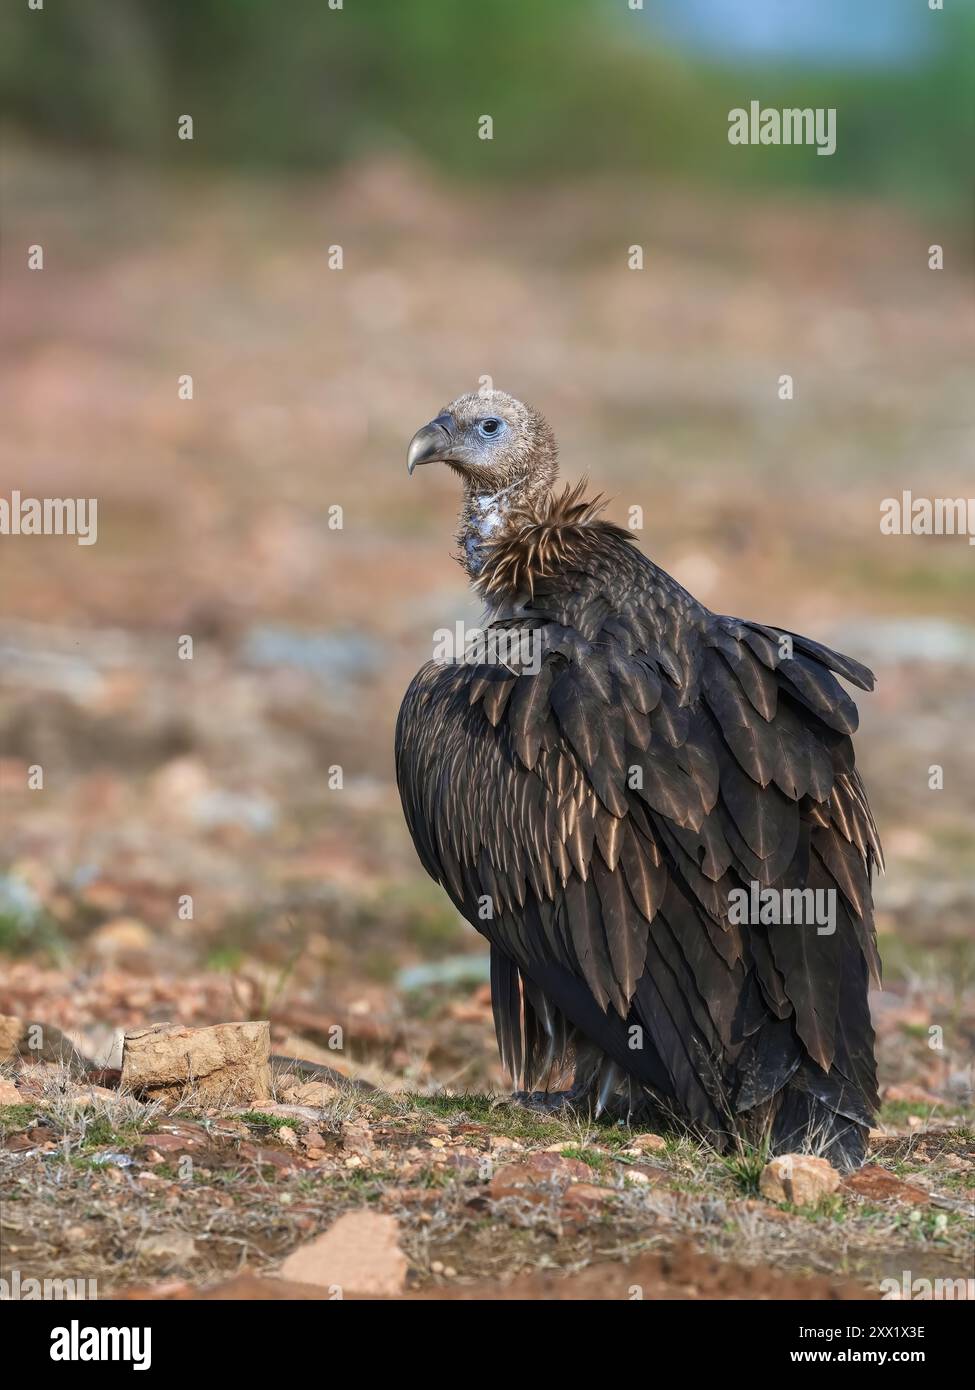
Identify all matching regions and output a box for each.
[513,1048,663,1128]
[510,1088,583,1115]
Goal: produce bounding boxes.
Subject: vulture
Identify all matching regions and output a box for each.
[396,390,881,1168]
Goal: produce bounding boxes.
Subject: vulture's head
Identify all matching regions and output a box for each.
[407,390,558,497]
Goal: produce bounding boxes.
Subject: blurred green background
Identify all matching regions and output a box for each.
[2,0,972,208]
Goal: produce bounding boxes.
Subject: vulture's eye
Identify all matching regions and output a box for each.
[477,417,505,439]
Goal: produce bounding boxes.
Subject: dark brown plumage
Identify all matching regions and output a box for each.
[397,390,881,1168]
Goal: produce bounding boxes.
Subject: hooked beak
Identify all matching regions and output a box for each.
[407,413,455,475]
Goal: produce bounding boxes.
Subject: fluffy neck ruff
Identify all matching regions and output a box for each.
[465,480,636,602]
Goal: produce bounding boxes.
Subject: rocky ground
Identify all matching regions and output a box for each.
[1,143,973,1298]
[1,918,972,1300]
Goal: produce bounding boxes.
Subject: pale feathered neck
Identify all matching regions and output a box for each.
[456,474,541,577]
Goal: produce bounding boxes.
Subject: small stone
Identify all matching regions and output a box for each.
[488,1151,592,1199]
[842,1165,930,1207]
[230,1101,324,1124]
[302,1131,330,1155]
[57,1083,124,1112]
[341,1121,376,1157]
[523,1152,591,1182]
[0,1016,24,1062]
[89,1151,133,1169]
[0,1079,24,1105]
[89,918,153,959]
[759,1154,840,1206]
[627,1134,667,1154]
[149,756,211,811]
[281,1081,337,1108]
[279,1212,407,1297]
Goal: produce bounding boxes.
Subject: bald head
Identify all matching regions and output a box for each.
[407,389,558,496]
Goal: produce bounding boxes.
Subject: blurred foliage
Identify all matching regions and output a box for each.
[0,0,971,206]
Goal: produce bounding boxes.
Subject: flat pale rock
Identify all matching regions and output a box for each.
[53,1083,120,1110]
[759,1154,840,1206]
[121,1021,270,1109]
[227,1101,325,1124]
[282,1080,339,1107]
[278,1212,407,1297]
[0,1016,23,1061]
[621,1163,673,1189]
[0,1078,24,1105]
[626,1134,668,1154]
